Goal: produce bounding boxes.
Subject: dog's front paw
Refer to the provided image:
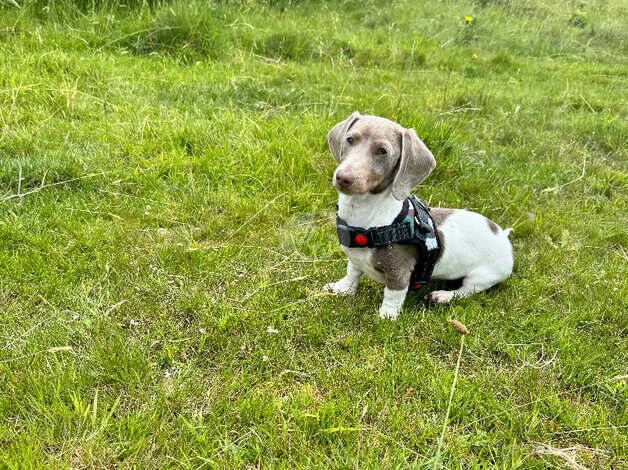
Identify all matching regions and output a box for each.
[323,280,356,296]
[379,305,400,320]
[426,290,455,304]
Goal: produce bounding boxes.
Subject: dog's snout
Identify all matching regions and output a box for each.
[335,169,355,188]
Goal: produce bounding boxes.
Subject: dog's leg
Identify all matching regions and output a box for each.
[427,267,508,304]
[379,286,409,320]
[323,261,362,296]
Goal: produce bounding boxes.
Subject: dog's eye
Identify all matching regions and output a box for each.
[346,136,354,145]
[376,147,387,155]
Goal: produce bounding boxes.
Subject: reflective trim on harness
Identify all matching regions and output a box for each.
[336,195,441,290]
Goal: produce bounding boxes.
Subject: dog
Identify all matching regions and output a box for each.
[323,112,514,319]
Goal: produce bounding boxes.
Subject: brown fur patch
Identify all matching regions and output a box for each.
[486,218,499,234]
[370,158,400,194]
[369,209,453,289]
[436,229,445,261]
[430,208,454,261]
[372,244,417,290]
[429,208,454,226]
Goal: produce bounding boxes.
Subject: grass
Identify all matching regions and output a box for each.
[0,0,626,467]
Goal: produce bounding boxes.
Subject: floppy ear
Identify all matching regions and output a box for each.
[391,128,436,200]
[327,111,361,162]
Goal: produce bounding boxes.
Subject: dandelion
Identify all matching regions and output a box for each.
[465,16,473,24]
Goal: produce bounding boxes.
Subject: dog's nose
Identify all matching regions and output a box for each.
[335,169,355,188]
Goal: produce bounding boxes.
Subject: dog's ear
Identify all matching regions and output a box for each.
[391,128,436,200]
[328,111,361,162]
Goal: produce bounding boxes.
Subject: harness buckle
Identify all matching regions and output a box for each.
[354,234,368,246]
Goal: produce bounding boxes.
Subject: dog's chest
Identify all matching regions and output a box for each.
[342,246,385,283]
[336,192,403,284]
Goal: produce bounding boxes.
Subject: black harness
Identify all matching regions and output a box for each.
[336,195,441,290]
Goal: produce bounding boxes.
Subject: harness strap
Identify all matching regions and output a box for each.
[335,195,440,290]
[336,199,411,248]
[407,195,440,289]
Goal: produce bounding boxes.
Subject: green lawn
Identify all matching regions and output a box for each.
[0,0,626,467]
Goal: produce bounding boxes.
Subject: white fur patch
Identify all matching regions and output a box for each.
[431,209,513,282]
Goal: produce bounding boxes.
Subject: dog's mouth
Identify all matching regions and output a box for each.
[333,172,383,195]
[333,182,353,194]
[333,178,367,195]
[334,185,381,196]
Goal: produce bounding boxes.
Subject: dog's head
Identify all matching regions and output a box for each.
[328,112,436,200]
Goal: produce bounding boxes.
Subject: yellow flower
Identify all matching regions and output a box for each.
[465,16,473,23]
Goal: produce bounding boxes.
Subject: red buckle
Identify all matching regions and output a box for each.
[354,234,368,246]
[410,283,423,290]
